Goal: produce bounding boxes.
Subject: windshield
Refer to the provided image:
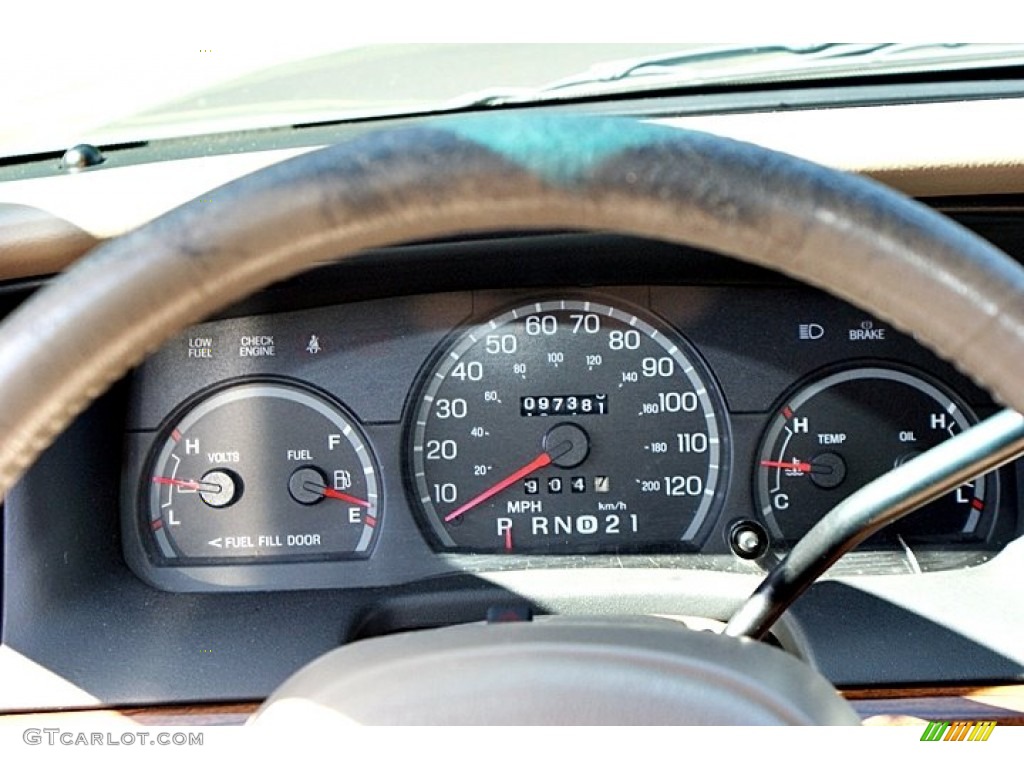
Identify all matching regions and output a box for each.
[4,43,1023,160]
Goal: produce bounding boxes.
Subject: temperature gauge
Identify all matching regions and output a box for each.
[144,381,380,563]
[755,366,997,545]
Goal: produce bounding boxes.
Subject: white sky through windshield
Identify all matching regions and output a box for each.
[0,4,1012,159]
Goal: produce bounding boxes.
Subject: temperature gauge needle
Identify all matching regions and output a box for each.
[759,459,836,476]
[759,460,813,473]
[302,481,372,508]
[445,451,554,522]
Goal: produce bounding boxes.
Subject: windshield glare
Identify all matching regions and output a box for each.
[3,43,1022,160]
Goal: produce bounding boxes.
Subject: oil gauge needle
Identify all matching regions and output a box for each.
[444,441,572,523]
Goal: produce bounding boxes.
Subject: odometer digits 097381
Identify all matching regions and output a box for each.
[409,298,729,554]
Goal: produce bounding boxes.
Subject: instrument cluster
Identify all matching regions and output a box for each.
[121,282,1017,592]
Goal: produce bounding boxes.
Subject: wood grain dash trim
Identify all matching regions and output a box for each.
[844,685,1024,726]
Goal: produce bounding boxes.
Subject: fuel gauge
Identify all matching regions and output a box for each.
[755,366,997,545]
[144,381,381,563]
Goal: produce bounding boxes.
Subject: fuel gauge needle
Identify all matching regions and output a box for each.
[302,481,372,508]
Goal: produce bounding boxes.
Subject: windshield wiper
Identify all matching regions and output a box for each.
[451,43,1024,108]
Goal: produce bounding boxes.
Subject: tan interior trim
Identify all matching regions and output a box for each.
[0,147,316,242]
[0,98,1023,283]
[0,204,99,280]
[659,97,1024,197]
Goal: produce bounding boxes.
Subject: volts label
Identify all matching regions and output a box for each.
[207,451,240,463]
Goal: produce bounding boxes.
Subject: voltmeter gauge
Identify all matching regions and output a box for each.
[755,366,997,545]
[144,381,381,563]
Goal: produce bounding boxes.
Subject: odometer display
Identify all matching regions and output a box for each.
[409,299,729,553]
[521,394,607,417]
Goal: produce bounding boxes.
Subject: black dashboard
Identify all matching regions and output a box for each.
[121,235,1016,593]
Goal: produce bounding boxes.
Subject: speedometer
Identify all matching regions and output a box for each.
[408,298,729,553]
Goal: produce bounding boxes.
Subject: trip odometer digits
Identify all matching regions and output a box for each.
[409,299,728,553]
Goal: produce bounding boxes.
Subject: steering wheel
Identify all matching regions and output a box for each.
[1,114,1023,725]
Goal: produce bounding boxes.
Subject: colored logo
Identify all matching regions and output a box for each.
[921,721,996,741]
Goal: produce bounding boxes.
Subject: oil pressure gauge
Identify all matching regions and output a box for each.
[755,366,997,545]
[144,381,381,563]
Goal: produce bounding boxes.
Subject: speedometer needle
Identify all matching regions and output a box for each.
[444,447,564,523]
